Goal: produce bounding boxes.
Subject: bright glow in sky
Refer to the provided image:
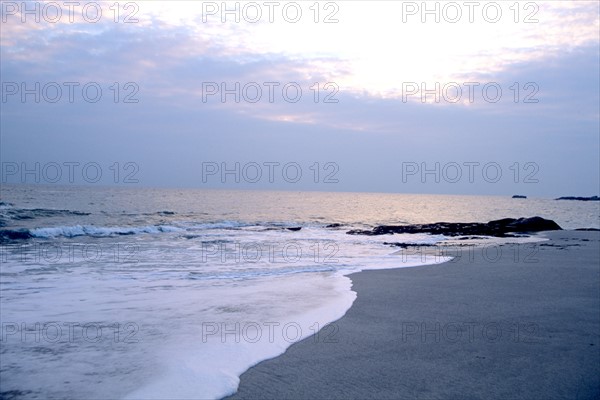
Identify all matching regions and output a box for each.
[3,1,598,96]
[1,1,599,195]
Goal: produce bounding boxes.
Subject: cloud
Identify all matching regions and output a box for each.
[1,1,598,195]
[4,2,598,89]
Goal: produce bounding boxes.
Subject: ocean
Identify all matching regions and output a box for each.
[0,184,598,399]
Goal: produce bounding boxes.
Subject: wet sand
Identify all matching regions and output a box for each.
[228,231,600,399]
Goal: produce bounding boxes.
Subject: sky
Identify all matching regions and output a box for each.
[1,0,599,197]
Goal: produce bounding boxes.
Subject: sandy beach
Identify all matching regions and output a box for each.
[228,230,600,399]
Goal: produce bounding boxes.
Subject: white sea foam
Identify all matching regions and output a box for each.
[124,272,358,400]
[1,224,453,399]
[120,229,550,399]
[29,224,183,238]
[123,249,451,400]
[5,184,575,400]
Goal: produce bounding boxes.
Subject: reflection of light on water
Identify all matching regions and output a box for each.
[2,185,598,230]
[1,184,597,399]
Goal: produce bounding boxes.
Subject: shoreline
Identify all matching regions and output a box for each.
[227,230,600,399]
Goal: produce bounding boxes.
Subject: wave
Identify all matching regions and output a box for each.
[0,224,183,241]
[31,225,183,238]
[0,220,300,241]
[0,207,90,221]
[1,207,176,224]
[0,229,33,241]
[0,201,15,210]
[183,221,255,230]
[187,264,339,281]
[0,219,303,242]
[108,211,177,216]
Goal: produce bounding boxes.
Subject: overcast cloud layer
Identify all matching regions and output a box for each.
[1,1,599,196]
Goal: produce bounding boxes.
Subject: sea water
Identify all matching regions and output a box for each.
[0,185,598,399]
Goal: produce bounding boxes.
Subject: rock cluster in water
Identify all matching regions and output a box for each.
[555,196,599,201]
[346,217,562,237]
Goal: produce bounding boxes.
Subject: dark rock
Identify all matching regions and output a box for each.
[512,195,527,199]
[346,217,562,237]
[383,242,437,248]
[575,228,600,231]
[555,196,599,201]
[326,223,343,228]
[286,227,302,231]
[492,216,562,232]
